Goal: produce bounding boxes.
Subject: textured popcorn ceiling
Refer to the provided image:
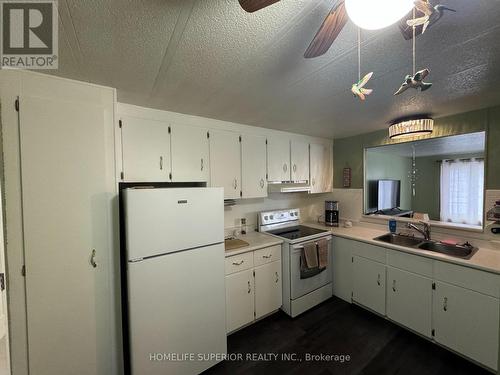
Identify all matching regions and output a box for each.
[51,0,500,138]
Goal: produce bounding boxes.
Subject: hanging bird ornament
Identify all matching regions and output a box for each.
[394,69,432,95]
[406,0,456,34]
[351,28,374,101]
[352,72,373,101]
[394,6,433,96]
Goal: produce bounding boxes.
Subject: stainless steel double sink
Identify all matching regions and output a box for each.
[374,233,478,259]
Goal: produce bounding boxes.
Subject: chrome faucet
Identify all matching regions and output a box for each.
[407,221,431,240]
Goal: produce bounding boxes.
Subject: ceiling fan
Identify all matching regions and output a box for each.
[238,0,424,58]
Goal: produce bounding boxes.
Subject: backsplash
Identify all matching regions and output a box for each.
[224,188,364,237]
[224,192,333,235]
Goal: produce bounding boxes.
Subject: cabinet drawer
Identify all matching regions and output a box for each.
[254,245,281,267]
[225,252,254,275]
[434,261,500,298]
[387,251,433,278]
[350,240,387,263]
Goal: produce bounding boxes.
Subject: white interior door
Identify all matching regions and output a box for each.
[290,140,309,182]
[267,137,290,182]
[209,130,241,199]
[170,124,209,182]
[121,115,171,182]
[241,134,267,198]
[19,95,113,375]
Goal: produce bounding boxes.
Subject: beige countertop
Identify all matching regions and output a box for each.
[224,231,283,257]
[304,222,500,275]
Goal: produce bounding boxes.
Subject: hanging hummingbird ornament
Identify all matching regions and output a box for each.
[394,7,432,96]
[394,69,432,95]
[352,72,373,101]
[351,28,373,101]
[406,0,456,35]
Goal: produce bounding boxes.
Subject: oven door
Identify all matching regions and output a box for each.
[290,236,332,300]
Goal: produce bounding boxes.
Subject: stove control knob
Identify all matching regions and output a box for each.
[270,215,274,220]
[264,215,269,220]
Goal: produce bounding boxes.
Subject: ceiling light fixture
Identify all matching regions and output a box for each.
[345,0,414,30]
[389,117,434,139]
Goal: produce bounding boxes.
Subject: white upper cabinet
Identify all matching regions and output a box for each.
[310,143,333,193]
[267,137,290,182]
[121,115,171,182]
[241,134,267,198]
[170,124,209,182]
[210,130,241,199]
[290,140,309,183]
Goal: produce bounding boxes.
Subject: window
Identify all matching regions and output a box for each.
[440,159,484,226]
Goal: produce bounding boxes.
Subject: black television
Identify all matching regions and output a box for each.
[368,179,401,213]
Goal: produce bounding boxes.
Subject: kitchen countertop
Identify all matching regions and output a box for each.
[225,231,283,257]
[304,222,500,275]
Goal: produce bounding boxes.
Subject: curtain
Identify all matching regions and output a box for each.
[440,159,484,226]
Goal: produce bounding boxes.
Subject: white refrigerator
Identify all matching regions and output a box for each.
[123,187,227,375]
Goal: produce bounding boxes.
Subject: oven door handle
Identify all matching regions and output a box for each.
[292,236,332,252]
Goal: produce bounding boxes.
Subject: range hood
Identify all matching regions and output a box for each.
[268,182,311,193]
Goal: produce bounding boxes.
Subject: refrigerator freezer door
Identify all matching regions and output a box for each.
[124,187,224,260]
[127,243,227,375]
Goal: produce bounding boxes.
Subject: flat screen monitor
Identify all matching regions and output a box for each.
[377,179,401,210]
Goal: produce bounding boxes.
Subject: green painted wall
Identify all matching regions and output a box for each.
[365,152,412,211]
[333,107,499,189]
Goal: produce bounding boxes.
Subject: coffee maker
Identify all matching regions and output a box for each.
[325,201,339,227]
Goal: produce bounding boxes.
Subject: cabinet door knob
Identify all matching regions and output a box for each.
[247,281,251,294]
[312,178,315,186]
[392,280,396,292]
[293,164,297,173]
[232,260,244,266]
[275,272,279,283]
[201,158,204,171]
[377,274,381,286]
[233,178,238,189]
[90,249,98,268]
[283,163,287,172]
[260,178,265,188]
[263,254,272,259]
[159,156,163,170]
[443,297,448,311]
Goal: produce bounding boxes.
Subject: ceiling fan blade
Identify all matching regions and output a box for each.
[304,0,348,58]
[238,0,280,13]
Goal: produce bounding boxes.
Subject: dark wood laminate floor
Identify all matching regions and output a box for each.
[205,297,491,375]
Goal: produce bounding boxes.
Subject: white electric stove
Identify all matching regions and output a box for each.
[259,208,333,317]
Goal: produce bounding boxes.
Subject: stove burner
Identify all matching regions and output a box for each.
[268,225,327,240]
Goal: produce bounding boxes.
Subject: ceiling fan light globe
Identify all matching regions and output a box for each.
[345,0,414,30]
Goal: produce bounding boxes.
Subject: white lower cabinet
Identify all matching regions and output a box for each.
[225,269,255,333]
[387,266,432,338]
[255,261,282,319]
[352,256,386,315]
[433,281,499,370]
[332,237,353,303]
[225,246,282,333]
[334,236,499,371]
